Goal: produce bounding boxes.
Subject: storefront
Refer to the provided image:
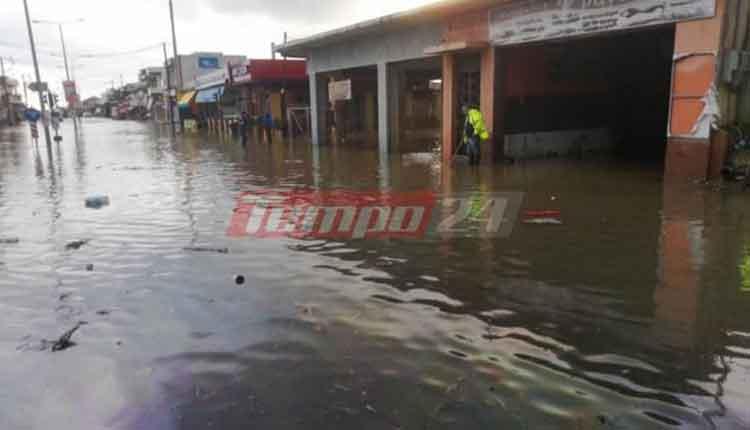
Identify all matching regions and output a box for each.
[226,59,308,140]
[277,0,744,180]
[195,84,224,126]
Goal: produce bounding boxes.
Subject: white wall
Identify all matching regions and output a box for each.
[307,23,442,74]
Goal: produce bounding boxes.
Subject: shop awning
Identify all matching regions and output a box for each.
[178,91,197,108]
[195,85,224,104]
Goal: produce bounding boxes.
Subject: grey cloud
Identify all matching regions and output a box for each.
[203,0,364,24]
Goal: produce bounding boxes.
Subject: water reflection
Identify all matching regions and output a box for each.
[0,119,748,429]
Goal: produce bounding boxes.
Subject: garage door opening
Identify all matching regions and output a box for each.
[500,27,675,163]
[321,66,379,147]
[389,58,443,155]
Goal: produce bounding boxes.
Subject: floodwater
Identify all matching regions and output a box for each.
[0,119,749,430]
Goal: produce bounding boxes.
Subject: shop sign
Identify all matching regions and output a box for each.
[198,56,220,69]
[228,62,252,85]
[490,0,716,46]
[328,79,352,102]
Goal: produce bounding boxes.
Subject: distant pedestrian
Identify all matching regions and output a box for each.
[461,105,489,166]
[262,112,273,144]
[239,111,250,147]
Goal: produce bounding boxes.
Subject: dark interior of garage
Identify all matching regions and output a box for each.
[499,26,676,162]
[324,66,379,147]
[390,58,443,154]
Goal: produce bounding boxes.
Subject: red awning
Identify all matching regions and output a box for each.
[247,59,307,81]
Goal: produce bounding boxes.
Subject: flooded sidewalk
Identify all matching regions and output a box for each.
[0,119,749,429]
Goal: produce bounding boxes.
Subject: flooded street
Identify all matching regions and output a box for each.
[1,119,749,429]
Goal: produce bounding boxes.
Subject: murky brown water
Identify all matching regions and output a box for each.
[1,119,749,429]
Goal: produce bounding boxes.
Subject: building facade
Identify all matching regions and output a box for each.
[278,0,750,180]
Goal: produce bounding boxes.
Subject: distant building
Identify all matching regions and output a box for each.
[139,67,168,122]
[166,52,246,91]
[0,76,22,125]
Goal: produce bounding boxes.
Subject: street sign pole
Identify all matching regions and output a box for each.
[22,0,52,147]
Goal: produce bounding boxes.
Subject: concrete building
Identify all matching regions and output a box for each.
[226,59,309,137]
[139,67,168,122]
[277,0,750,180]
[0,75,22,126]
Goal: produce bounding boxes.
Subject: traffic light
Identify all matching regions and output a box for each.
[41,93,48,106]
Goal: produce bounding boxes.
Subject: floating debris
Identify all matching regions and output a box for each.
[45,321,87,352]
[65,240,90,251]
[85,264,94,272]
[183,247,229,254]
[0,237,20,244]
[234,275,246,285]
[85,193,111,209]
[522,210,563,225]
[523,218,563,225]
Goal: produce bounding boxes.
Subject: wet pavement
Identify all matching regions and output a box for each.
[0,119,749,429]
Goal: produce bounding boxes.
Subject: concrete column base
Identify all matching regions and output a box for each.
[664,138,710,181]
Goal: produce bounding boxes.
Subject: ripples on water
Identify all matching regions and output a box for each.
[0,119,749,429]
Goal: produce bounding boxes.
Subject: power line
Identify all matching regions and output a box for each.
[75,43,164,59]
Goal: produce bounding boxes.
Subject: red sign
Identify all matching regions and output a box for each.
[62,80,78,105]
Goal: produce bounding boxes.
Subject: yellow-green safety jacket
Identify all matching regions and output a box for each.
[463,108,490,144]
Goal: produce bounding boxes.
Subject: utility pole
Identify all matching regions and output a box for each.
[58,24,71,82]
[22,0,52,147]
[57,23,75,120]
[0,57,14,126]
[32,19,83,117]
[283,32,288,60]
[162,42,174,135]
[21,75,29,106]
[169,0,183,133]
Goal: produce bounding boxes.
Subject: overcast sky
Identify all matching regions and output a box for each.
[1,0,433,102]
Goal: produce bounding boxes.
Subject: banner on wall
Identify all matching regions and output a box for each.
[328,80,352,102]
[198,56,220,69]
[490,0,716,46]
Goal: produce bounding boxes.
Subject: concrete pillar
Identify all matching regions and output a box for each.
[389,66,403,153]
[480,46,496,163]
[666,0,725,181]
[377,62,389,154]
[442,53,457,164]
[309,72,328,146]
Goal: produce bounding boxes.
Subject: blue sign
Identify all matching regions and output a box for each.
[198,57,220,69]
[24,108,41,122]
